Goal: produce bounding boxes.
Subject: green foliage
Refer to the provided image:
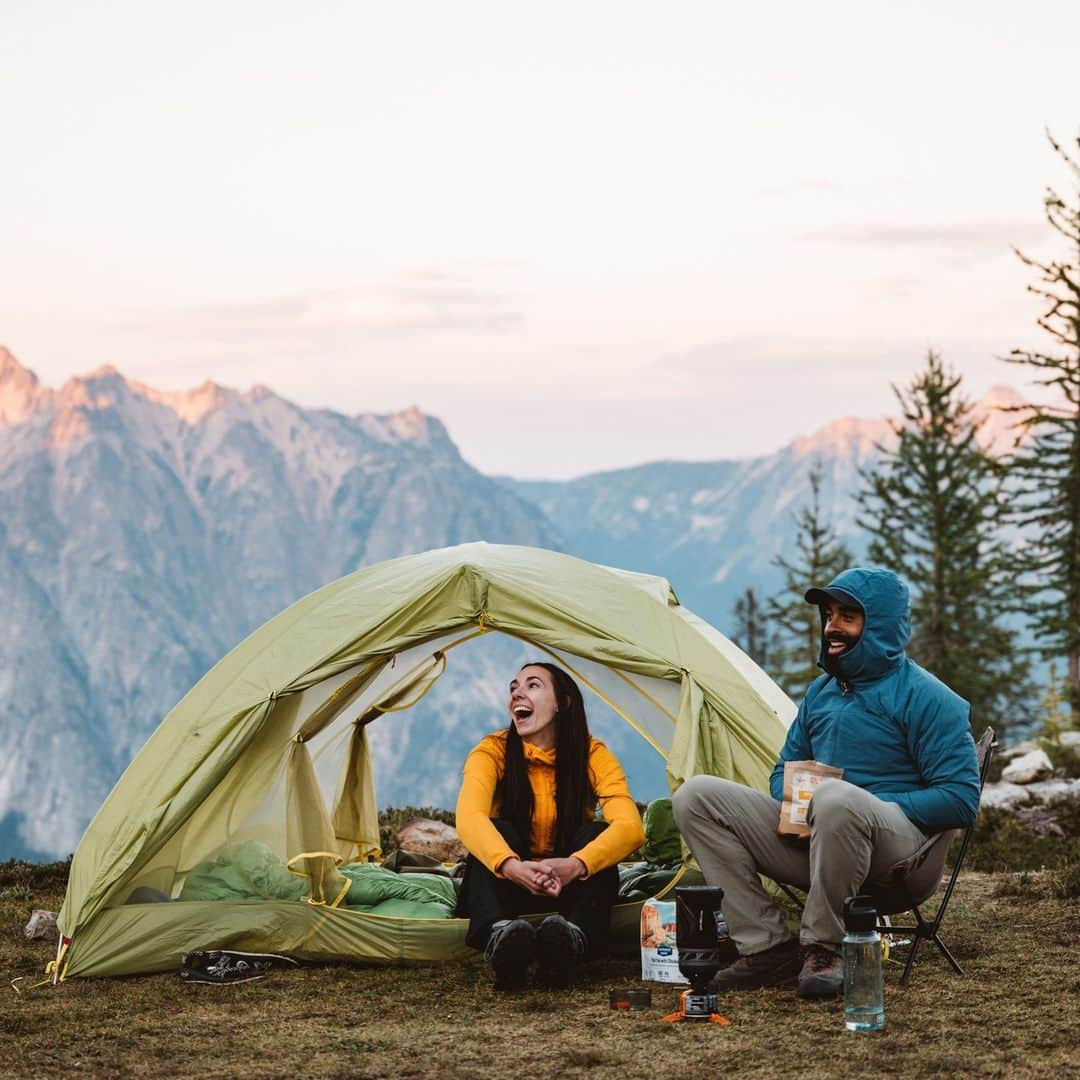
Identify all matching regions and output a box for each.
[1035,665,1080,776]
[1049,860,1080,900]
[768,461,854,697]
[731,586,777,670]
[857,351,1031,736]
[961,802,1080,874]
[1005,130,1080,716]
[0,857,71,895]
[1037,663,1073,739]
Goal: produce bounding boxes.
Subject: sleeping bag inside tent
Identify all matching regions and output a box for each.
[54,542,795,979]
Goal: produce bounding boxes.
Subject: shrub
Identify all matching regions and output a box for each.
[958,803,1080,873]
[0,858,71,895]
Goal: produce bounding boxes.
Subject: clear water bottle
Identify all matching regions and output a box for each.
[842,894,884,1032]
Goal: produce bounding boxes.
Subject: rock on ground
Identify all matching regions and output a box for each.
[981,782,1032,811]
[395,818,466,863]
[1058,731,1080,764]
[1001,749,1054,785]
[995,740,1041,765]
[24,909,58,940]
[1024,777,1080,805]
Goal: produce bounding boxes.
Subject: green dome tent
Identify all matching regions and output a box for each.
[54,542,795,979]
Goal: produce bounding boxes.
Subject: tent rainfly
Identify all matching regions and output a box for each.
[54,542,795,979]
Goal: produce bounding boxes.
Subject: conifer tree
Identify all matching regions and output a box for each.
[768,462,854,698]
[857,351,1029,734]
[731,587,775,670]
[1005,131,1080,715]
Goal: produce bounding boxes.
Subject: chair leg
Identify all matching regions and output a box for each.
[898,904,931,986]
[899,934,923,986]
[931,932,964,975]
[894,904,965,984]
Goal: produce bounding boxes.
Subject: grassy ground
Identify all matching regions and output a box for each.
[2,872,1077,1079]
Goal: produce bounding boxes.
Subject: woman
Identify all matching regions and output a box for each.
[455,662,645,989]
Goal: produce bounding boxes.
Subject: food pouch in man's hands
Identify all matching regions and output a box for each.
[778,760,844,837]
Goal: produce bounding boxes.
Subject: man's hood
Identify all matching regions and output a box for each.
[814,567,910,683]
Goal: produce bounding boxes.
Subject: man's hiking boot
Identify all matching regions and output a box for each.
[798,944,843,998]
[535,915,587,988]
[483,919,536,990]
[708,937,800,991]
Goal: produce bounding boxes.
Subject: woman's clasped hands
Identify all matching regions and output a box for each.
[500,856,587,897]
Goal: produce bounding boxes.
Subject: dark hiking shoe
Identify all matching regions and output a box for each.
[535,915,588,988]
[179,950,295,984]
[708,937,800,991]
[483,919,536,990]
[798,944,843,998]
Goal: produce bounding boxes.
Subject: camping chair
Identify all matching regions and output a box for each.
[777,726,996,986]
[866,725,996,985]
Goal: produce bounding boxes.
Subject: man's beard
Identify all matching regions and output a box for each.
[822,633,859,675]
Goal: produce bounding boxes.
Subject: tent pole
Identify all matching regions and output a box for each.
[52,935,66,985]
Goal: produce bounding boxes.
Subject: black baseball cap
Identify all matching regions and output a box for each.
[804,585,862,610]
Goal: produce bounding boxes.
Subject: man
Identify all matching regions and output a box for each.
[672,566,980,998]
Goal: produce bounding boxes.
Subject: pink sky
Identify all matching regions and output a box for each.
[1,2,1076,477]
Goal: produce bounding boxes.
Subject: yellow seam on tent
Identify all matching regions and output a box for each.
[497,632,666,759]
[653,862,690,899]
[326,909,466,925]
[286,851,345,877]
[328,878,352,909]
[333,831,383,852]
[608,667,679,726]
[292,906,334,949]
[283,904,461,951]
[373,652,447,714]
[527,640,666,757]
[324,660,385,707]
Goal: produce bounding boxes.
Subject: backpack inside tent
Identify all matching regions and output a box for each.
[54,543,794,979]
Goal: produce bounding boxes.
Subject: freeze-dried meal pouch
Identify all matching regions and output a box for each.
[778,760,844,837]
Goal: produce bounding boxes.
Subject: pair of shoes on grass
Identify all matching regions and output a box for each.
[179,950,297,985]
[708,938,842,998]
[483,915,587,990]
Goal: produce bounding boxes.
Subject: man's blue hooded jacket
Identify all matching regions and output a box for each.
[769,567,981,832]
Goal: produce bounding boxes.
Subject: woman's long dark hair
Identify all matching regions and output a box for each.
[500,662,595,857]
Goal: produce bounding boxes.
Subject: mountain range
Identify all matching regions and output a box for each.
[0,348,1024,858]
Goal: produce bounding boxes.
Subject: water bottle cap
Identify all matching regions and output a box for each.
[843,894,877,932]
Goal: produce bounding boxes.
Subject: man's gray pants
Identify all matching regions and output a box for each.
[672,777,928,953]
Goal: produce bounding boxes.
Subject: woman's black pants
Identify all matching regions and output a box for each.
[456,819,619,957]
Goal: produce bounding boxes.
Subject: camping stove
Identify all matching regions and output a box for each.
[660,886,732,1026]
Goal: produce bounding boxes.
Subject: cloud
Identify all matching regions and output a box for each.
[201,280,524,337]
[653,336,902,379]
[122,273,525,358]
[758,179,847,199]
[757,178,910,200]
[798,220,1046,261]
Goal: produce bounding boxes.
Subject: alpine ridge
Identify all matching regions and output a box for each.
[0,349,1026,857]
[0,350,559,857]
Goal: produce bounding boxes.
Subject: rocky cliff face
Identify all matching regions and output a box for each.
[0,349,558,857]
